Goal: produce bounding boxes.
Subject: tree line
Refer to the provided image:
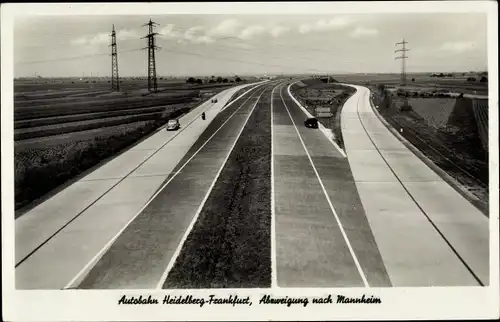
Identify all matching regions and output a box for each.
[186,75,243,85]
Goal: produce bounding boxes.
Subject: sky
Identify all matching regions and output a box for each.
[13,13,488,78]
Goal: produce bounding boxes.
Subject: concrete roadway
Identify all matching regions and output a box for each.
[341,85,489,286]
[15,81,265,289]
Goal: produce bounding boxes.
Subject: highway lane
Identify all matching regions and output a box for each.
[77,83,273,289]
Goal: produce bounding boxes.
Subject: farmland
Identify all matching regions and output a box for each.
[368,76,489,213]
[290,77,356,149]
[13,77,251,212]
[332,72,488,96]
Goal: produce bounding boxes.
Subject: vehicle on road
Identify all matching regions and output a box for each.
[211,98,218,103]
[201,112,206,120]
[304,117,319,129]
[166,119,180,131]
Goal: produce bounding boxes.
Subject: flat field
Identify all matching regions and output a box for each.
[13,77,246,212]
[332,73,488,96]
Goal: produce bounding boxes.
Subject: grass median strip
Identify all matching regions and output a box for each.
[163,87,272,289]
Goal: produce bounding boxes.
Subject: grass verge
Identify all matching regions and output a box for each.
[290,81,355,150]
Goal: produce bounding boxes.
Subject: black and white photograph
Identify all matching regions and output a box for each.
[1,1,498,321]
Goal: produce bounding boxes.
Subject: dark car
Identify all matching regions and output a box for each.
[166,119,180,131]
[304,117,319,129]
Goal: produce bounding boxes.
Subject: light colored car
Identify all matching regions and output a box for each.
[166,119,180,131]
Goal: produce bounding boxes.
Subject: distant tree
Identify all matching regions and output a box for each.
[209,79,216,84]
[186,77,196,84]
[376,84,386,93]
[467,77,477,82]
[216,76,223,83]
[480,76,488,83]
[438,73,445,77]
[195,78,203,85]
[235,76,242,83]
[411,78,415,82]
[222,78,229,83]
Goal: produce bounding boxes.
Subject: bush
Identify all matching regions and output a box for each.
[480,76,488,83]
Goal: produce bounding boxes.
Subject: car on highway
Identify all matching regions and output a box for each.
[304,117,319,129]
[166,119,180,131]
[211,98,218,103]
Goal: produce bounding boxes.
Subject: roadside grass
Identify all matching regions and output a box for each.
[290,82,355,150]
[14,106,190,213]
[15,95,196,120]
[15,112,164,140]
[14,105,167,129]
[163,88,272,289]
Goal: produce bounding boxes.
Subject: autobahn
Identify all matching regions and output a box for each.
[15,79,489,289]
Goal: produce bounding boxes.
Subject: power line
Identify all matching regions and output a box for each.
[18,24,342,61]
[110,24,120,91]
[17,48,142,65]
[156,47,326,74]
[142,19,160,93]
[395,39,410,85]
[16,23,359,76]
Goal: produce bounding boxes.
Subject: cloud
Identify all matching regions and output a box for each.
[71,32,108,46]
[298,17,353,34]
[183,26,215,44]
[238,25,266,40]
[160,24,182,39]
[71,37,88,46]
[116,29,140,41]
[350,26,379,38]
[207,18,242,37]
[71,29,139,46]
[440,41,477,53]
[160,24,214,44]
[270,26,290,37]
